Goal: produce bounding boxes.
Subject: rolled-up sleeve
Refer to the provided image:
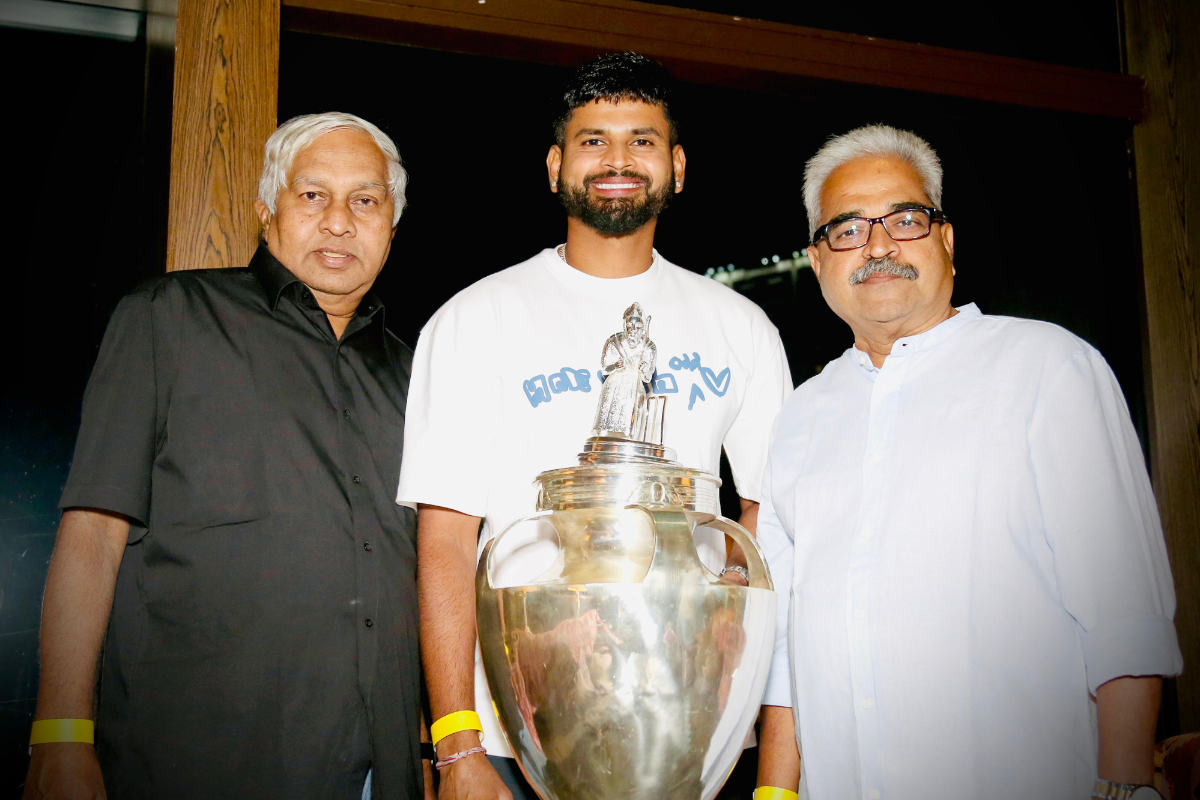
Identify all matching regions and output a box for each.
[1030,345,1183,693]
[60,289,162,534]
[757,445,796,707]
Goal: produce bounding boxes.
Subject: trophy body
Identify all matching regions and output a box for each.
[476,304,778,800]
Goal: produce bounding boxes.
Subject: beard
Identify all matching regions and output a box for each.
[849,256,920,285]
[559,169,675,236]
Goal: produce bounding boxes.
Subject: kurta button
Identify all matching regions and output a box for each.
[364,541,372,552]
[353,475,361,484]
[365,618,373,628]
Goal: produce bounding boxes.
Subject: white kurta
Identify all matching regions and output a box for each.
[758,304,1182,800]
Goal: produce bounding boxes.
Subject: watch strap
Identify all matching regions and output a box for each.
[1092,778,1161,800]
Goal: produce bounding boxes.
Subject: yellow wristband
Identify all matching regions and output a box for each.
[430,711,483,746]
[754,788,798,800]
[29,719,94,745]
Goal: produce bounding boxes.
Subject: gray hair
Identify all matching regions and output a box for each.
[803,124,942,239]
[258,112,408,226]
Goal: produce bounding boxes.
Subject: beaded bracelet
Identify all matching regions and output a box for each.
[434,746,487,770]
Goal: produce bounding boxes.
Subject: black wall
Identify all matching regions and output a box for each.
[1,24,157,789]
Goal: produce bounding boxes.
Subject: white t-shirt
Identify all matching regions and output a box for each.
[397,246,792,756]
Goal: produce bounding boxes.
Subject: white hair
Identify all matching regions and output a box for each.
[258,112,408,226]
[803,124,942,240]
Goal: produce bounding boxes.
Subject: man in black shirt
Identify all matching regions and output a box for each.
[24,112,424,800]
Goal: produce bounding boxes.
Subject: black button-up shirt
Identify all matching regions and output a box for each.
[61,246,420,800]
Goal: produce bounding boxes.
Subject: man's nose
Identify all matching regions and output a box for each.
[320,200,356,237]
[864,220,899,259]
[603,142,634,171]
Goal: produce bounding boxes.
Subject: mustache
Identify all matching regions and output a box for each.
[583,169,653,188]
[849,257,919,286]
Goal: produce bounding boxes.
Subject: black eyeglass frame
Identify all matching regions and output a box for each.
[811,206,948,250]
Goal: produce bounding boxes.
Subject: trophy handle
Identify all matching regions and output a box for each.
[697,515,774,590]
[638,506,712,587]
[479,511,559,591]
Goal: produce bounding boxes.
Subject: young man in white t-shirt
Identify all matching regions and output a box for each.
[397,53,792,800]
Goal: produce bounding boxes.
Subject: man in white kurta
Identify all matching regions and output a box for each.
[754,125,1182,800]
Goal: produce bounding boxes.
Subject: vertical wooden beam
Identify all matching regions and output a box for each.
[1124,0,1200,732]
[167,0,279,271]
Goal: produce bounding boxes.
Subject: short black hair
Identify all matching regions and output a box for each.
[553,52,679,147]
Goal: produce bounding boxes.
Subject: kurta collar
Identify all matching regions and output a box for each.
[849,303,982,373]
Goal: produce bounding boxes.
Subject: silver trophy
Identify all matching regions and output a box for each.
[477,303,778,800]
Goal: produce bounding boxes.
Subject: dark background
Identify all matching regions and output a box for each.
[2,1,1152,790]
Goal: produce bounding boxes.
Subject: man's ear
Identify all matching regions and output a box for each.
[807,244,823,281]
[941,221,955,265]
[546,145,562,192]
[254,199,272,234]
[672,144,686,192]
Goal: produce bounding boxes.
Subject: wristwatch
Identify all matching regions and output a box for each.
[719,565,750,582]
[1092,778,1163,800]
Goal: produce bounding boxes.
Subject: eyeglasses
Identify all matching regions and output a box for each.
[812,206,947,251]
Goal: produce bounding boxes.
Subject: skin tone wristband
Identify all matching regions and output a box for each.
[753,788,799,800]
[430,710,483,746]
[29,719,95,745]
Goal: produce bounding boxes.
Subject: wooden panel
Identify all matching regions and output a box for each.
[167,0,279,271]
[1125,0,1200,732]
[281,0,1144,120]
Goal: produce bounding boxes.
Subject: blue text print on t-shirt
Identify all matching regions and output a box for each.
[523,367,593,408]
[523,353,728,411]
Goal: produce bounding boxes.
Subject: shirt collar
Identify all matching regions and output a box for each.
[849,303,982,373]
[250,244,302,312]
[249,243,385,327]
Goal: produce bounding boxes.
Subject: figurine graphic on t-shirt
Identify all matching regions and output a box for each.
[592,302,659,440]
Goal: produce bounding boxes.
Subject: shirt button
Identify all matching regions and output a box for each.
[343,409,352,420]
[352,475,361,485]
[859,528,871,539]
[364,541,372,552]
[870,453,882,464]
[854,609,865,620]
[869,791,881,800]
[861,698,874,709]
[365,618,374,628]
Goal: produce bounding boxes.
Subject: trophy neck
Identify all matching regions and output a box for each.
[534,435,722,515]
[578,435,677,465]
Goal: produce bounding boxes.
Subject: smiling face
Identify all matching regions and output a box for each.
[806,155,955,337]
[255,127,395,304]
[547,99,685,236]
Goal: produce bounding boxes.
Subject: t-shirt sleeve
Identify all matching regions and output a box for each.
[59,290,161,531]
[722,320,792,503]
[1029,345,1182,693]
[396,297,500,516]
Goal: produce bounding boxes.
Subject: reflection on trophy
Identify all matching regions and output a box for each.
[477,303,778,800]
